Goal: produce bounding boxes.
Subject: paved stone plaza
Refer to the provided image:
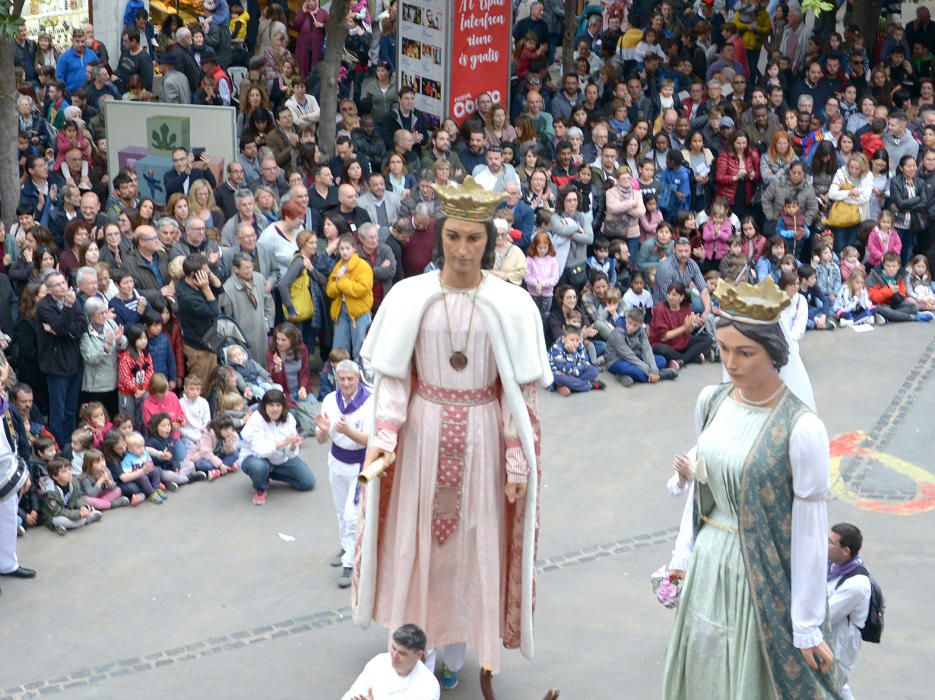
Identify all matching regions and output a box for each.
[2,325,934,699]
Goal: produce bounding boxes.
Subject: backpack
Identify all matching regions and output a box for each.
[835,565,885,644]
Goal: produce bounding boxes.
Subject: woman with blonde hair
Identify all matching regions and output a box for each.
[187,178,224,234]
[828,153,872,252]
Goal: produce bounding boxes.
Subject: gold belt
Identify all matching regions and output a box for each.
[702,514,738,534]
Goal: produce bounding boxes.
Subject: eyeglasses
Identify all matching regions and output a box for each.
[139,235,159,242]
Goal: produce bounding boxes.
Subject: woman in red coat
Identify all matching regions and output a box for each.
[266,323,314,407]
[715,130,761,220]
[293,0,329,77]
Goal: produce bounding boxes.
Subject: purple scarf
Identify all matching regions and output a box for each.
[827,555,864,582]
[336,385,371,415]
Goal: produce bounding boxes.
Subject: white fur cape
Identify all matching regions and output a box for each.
[354,271,552,660]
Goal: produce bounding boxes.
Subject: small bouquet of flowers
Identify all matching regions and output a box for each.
[650,565,682,609]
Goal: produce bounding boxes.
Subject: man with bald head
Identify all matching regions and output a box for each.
[124,225,173,298]
[524,89,554,140]
[331,183,371,233]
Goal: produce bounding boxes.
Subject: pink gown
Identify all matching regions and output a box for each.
[369,292,531,673]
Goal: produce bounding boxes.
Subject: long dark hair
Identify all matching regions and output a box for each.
[431,216,497,271]
[258,389,290,423]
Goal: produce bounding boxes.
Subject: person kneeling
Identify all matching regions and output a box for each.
[342,624,439,700]
[41,457,103,536]
[606,308,679,387]
[548,325,605,396]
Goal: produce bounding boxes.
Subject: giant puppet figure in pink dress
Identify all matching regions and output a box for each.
[353,178,555,697]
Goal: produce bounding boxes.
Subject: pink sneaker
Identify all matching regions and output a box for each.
[208,469,221,481]
[131,493,145,506]
[252,490,267,506]
[228,463,240,472]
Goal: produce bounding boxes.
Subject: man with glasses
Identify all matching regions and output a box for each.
[215,161,247,220]
[36,272,87,447]
[172,217,226,280]
[164,146,216,197]
[125,224,173,299]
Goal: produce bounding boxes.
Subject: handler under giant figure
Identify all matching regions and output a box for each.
[352,177,557,698]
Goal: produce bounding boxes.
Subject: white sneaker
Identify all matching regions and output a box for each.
[839,318,854,327]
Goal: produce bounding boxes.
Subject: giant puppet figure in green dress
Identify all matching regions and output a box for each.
[663,278,841,699]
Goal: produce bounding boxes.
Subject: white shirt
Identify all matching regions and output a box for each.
[319,390,373,454]
[180,396,211,443]
[239,412,300,465]
[828,571,871,672]
[341,654,440,700]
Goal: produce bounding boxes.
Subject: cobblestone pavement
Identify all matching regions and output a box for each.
[2,325,933,698]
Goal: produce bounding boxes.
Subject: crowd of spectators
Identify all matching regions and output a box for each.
[7,0,935,534]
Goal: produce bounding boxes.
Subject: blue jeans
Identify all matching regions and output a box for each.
[626,238,641,262]
[608,355,666,382]
[241,455,316,492]
[552,364,599,393]
[332,305,371,361]
[46,372,82,448]
[806,292,833,328]
[896,228,914,265]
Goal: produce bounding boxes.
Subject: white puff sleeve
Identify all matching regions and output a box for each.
[789,412,831,649]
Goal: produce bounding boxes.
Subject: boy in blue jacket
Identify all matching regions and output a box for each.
[548,325,604,396]
[659,150,692,222]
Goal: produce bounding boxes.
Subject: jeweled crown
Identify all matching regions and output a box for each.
[432,176,507,222]
[713,277,791,325]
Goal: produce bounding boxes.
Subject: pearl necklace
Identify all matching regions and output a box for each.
[738,384,784,407]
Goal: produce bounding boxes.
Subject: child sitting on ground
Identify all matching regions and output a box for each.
[79,449,129,510]
[622,270,654,323]
[29,435,57,487]
[799,264,835,330]
[143,373,188,460]
[42,457,102,536]
[206,365,251,426]
[179,374,211,449]
[119,431,166,504]
[605,308,678,386]
[907,254,935,311]
[225,344,280,402]
[815,242,842,307]
[596,287,625,332]
[867,252,934,324]
[78,402,112,447]
[755,235,786,283]
[587,237,616,286]
[833,268,876,326]
[63,427,94,477]
[548,324,605,396]
[718,235,750,283]
[185,414,241,481]
[738,217,767,269]
[839,245,862,282]
[865,209,902,269]
[565,309,600,365]
[146,412,199,488]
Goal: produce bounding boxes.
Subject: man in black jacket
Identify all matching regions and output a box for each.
[164,147,218,198]
[36,272,87,448]
[123,225,172,299]
[176,254,223,385]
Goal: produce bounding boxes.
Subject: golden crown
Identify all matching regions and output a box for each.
[432,176,507,222]
[713,277,791,325]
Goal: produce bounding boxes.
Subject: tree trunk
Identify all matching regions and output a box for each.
[318,0,351,158]
[0,0,26,227]
[852,0,884,51]
[561,0,577,77]
[0,38,18,228]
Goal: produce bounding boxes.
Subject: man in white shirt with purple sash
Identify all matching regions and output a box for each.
[316,360,373,589]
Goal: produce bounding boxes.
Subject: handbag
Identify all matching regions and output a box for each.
[564,263,588,288]
[828,182,861,227]
[284,260,314,322]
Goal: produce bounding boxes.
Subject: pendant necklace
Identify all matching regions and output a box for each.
[441,281,480,371]
[738,383,784,407]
